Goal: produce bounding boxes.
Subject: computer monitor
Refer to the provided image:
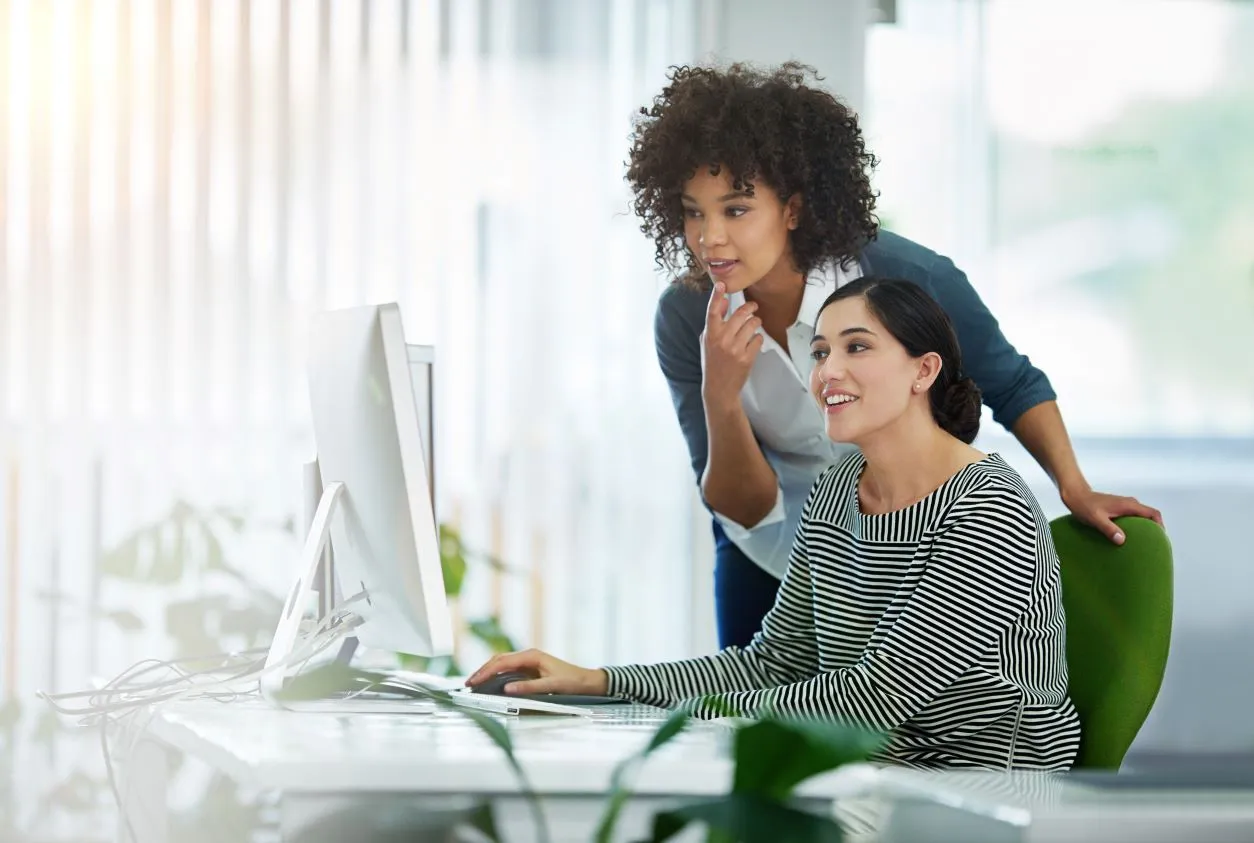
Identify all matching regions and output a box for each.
[261,303,453,698]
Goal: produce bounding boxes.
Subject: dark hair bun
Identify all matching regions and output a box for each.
[936,377,982,444]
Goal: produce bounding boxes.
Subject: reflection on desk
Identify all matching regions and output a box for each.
[143,700,736,795]
[126,701,1254,843]
[827,763,1254,843]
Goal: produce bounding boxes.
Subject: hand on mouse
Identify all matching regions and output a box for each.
[465,648,608,696]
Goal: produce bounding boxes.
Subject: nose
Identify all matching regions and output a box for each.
[817,358,846,388]
[699,215,727,248]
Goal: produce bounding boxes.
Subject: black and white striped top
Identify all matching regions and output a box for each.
[605,453,1081,771]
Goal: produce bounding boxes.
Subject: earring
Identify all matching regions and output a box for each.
[912,383,921,392]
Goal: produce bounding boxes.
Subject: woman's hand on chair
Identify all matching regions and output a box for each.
[1061,485,1164,545]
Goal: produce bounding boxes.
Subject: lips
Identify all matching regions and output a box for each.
[705,259,738,278]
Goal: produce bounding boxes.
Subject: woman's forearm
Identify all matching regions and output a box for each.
[700,397,781,528]
[1010,401,1089,497]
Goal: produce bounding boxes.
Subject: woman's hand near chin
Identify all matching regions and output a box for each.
[465,648,609,696]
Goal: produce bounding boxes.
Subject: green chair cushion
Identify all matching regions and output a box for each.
[1050,515,1173,770]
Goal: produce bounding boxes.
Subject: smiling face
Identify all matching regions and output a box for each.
[681,167,800,294]
[808,295,942,445]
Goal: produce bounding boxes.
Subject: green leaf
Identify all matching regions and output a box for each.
[467,616,518,654]
[100,532,143,580]
[594,708,692,843]
[145,522,185,585]
[202,529,227,574]
[464,801,503,843]
[731,719,883,801]
[165,595,231,659]
[649,794,845,843]
[439,524,468,598]
[466,549,513,574]
[218,603,278,643]
[646,808,693,843]
[396,654,461,678]
[103,609,145,632]
[213,507,247,533]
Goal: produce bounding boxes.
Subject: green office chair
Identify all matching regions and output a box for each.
[1050,514,1173,770]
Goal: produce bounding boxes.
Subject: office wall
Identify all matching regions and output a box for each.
[706,0,869,113]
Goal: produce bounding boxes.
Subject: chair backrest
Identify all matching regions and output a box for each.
[1049,515,1173,770]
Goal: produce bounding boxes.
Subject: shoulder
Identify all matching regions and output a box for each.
[858,229,966,293]
[804,450,864,521]
[655,279,709,330]
[654,280,707,353]
[940,456,1046,544]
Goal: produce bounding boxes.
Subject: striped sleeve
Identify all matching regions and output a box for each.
[603,502,821,709]
[614,481,1039,725]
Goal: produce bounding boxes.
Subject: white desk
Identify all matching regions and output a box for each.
[121,701,1254,843]
[120,700,764,843]
[815,764,1254,843]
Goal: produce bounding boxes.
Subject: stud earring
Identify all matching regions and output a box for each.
[912,383,921,392]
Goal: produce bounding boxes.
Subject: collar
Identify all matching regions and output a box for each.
[797,264,842,329]
[725,263,856,328]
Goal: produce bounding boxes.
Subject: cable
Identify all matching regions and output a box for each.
[37,594,366,843]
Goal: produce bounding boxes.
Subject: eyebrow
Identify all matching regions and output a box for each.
[811,327,877,343]
[680,191,754,203]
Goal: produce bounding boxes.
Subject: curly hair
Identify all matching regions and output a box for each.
[626,61,879,288]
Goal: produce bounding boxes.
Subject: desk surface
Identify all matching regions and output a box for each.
[146,700,738,796]
[142,702,1254,843]
[829,765,1254,843]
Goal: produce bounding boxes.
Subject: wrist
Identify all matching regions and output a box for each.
[585,668,609,696]
[702,389,744,418]
[1058,478,1091,505]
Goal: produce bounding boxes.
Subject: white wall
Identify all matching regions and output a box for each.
[704,0,869,113]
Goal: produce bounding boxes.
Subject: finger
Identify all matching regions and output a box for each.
[502,676,564,695]
[725,303,760,338]
[705,282,728,326]
[466,650,531,685]
[465,653,507,685]
[1094,515,1127,545]
[745,331,765,357]
[729,316,762,350]
[1122,500,1164,526]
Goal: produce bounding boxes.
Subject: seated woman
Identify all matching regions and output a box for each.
[466,276,1081,771]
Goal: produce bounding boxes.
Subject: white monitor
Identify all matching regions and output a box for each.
[262,303,453,696]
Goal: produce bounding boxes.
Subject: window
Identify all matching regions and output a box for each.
[867,0,1254,436]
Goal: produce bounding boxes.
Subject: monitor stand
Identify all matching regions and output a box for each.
[333,636,359,668]
[257,483,441,713]
[260,481,351,702]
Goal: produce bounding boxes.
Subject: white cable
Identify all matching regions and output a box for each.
[51,593,366,843]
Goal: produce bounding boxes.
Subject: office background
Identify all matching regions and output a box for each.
[0,0,1251,839]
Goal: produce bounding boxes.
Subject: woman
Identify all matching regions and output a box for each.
[629,61,1161,648]
[468,277,1081,771]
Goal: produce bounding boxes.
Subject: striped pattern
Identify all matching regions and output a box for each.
[605,453,1081,771]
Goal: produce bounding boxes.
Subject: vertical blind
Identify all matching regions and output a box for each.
[0,0,709,708]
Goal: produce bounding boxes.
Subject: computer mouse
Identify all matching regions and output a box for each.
[469,669,539,696]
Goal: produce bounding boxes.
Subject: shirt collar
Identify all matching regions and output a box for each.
[723,262,860,328]
[797,265,841,330]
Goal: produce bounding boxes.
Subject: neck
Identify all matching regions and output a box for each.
[744,261,806,329]
[857,410,983,512]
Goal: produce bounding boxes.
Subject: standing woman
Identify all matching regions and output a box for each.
[627,61,1162,649]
